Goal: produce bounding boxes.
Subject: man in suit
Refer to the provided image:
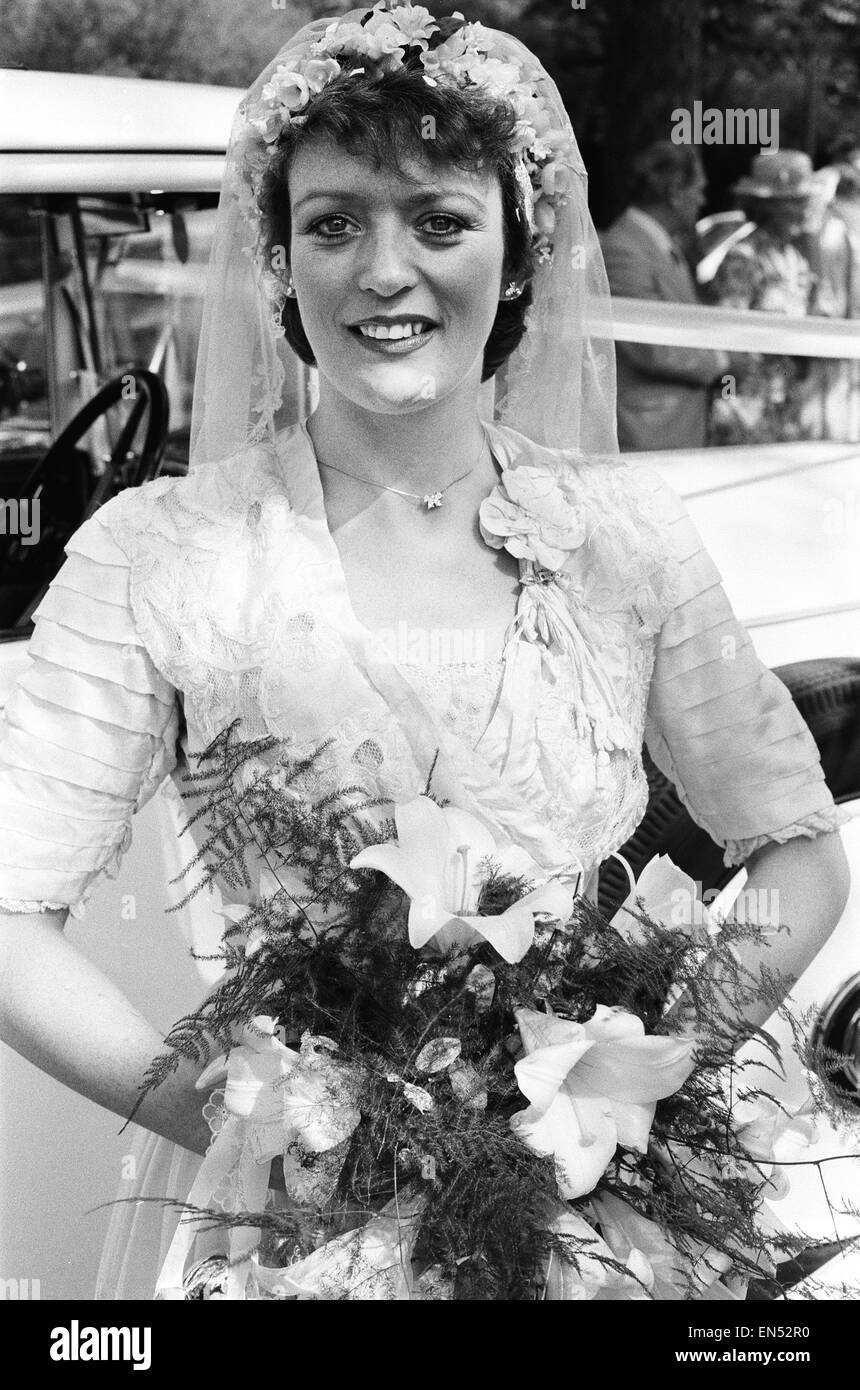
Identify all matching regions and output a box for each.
[601,142,730,451]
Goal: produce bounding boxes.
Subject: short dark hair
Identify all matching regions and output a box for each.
[257,49,535,382]
[629,140,704,206]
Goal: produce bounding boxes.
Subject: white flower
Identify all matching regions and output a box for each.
[195,1017,361,1161]
[459,20,492,47]
[419,28,471,73]
[350,795,575,964]
[314,20,370,57]
[511,1006,698,1199]
[246,107,283,144]
[387,4,439,48]
[590,1191,733,1299]
[510,120,539,154]
[253,1194,426,1300]
[541,160,578,197]
[302,56,342,93]
[261,67,311,113]
[361,17,409,59]
[544,1205,654,1300]
[609,854,720,948]
[463,55,522,98]
[533,200,557,237]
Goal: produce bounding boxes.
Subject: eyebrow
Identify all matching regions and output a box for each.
[292,188,488,214]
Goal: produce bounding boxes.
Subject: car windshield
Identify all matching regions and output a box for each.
[0,196,49,453]
[0,194,217,468]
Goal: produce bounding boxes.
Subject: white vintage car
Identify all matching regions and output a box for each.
[0,68,858,1300]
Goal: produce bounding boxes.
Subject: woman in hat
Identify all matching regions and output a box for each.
[706,150,827,444]
[0,8,850,1298]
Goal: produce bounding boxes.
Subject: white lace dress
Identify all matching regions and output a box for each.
[0,418,845,1298]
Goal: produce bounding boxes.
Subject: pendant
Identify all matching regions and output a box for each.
[423,492,443,510]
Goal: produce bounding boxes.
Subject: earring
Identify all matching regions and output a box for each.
[284,273,296,298]
[503,281,522,299]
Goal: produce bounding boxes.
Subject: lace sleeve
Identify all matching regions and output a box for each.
[0,494,181,918]
[643,478,848,868]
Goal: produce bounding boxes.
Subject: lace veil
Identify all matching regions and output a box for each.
[188,4,619,473]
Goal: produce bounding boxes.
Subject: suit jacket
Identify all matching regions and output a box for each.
[600,207,729,451]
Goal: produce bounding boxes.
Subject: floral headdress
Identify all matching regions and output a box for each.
[235,3,582,266]
[191,5,618,472]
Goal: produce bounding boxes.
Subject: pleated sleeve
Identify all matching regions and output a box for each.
[0,497,180,917]
[643,477,847,868]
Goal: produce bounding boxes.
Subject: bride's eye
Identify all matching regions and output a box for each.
[309,214,356,242]
[307,212,469,243]
[419,213,467,240]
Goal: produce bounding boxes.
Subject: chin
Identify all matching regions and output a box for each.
[337,362,461,415]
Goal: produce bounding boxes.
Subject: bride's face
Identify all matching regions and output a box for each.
[287,136,507,414]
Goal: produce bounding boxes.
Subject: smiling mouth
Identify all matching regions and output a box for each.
[349,319,438,353]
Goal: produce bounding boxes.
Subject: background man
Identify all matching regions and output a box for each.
[600,141,730,452]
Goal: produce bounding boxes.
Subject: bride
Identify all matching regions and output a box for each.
[0,4,850,1299]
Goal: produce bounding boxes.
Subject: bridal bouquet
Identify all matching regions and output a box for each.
[134,722,850,1301]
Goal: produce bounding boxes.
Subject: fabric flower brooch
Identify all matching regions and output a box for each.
[478,463,589,653]
[478,465,586,572]
[479,461,632,760]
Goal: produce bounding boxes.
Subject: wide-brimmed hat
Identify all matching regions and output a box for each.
[732,150,838,202]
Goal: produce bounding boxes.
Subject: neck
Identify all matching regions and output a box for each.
[307,372,490,490]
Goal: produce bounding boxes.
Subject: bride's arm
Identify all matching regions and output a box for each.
[0,492,212,1149]
[692,830,850,1037]
[638,470,852,1041]
[0,907,212,1158]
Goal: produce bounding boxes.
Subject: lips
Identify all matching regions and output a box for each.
[348,316,438,354]
[357,320,430,341]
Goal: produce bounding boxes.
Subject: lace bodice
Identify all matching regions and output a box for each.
[0,419,846,931]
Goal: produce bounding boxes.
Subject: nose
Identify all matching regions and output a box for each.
[354,218,420,298]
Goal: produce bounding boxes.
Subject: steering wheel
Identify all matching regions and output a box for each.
[0,369,169,633]
[50,368,169,518]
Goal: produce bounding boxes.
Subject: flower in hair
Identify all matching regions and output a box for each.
[367,3,438,49]
[261,68,312,112]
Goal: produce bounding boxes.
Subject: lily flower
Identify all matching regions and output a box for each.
[590,1191,733,1300]
[196,1018,361,1158]
[609,853,720,948]
[543,1205,654,1300]
[511,1006,698,1199]
[253,1194,426,1301]
[349,796,575,964]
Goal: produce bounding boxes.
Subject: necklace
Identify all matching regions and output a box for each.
[317,431,489,510]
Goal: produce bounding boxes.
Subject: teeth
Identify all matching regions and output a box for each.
[358,321,429,340]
